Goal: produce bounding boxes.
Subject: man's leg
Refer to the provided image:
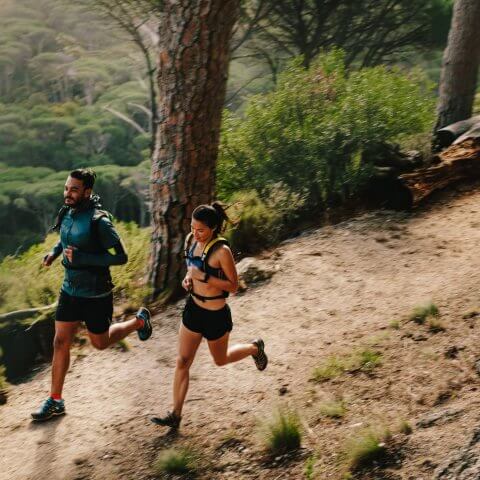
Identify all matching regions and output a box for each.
[88,315,143,350]
[31,320,79,421]
[51,321,80,398]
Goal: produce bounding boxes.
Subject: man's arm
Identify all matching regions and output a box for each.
[43,241,63,267]
[67,217,128,267]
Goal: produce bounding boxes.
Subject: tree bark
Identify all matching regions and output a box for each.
[434,0,480,132]
[148,0,239,301]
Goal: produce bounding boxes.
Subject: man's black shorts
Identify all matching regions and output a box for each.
[182,295,232,341]
[56,290,113,334]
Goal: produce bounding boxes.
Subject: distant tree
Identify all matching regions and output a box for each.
[240,0,453,69]
[80,0,160,151]
[434,0,480,132]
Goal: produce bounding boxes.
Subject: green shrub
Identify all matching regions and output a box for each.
[153,448,197,476]
[0,223,151,314]
[263,408,302,454]
[218,50,434,208]
[226,185,305,254]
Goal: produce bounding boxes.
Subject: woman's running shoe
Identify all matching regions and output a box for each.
[252,338,268,371]
[150,411,182,430]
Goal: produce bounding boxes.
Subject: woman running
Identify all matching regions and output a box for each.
[151,203,268,430]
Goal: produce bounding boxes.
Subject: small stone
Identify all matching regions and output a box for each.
[279,386,288,396]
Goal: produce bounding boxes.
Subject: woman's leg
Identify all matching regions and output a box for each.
[207,332,257,366]
[172,324,203,416]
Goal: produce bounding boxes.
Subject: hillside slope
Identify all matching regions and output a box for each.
[2,183,480,479]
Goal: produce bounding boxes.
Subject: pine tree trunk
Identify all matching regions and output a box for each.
[148,0,239,301]
[435,0,480,132]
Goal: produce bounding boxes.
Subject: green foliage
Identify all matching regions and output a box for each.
[219,51,434,210]
[225,185,305,254]
[153,448,198,476]
[0,222,151,314]
[263,408,302,454]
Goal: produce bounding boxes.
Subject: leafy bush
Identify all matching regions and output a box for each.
[218,50,434,209]
[225,184,305,254]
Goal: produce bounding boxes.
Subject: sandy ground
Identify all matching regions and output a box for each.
[2,183,480,479]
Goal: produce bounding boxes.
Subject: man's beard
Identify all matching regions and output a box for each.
[64,196,86,208]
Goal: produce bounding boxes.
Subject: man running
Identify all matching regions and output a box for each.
[31,168,152,421]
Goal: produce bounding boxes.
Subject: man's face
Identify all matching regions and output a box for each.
[64,176,91,207]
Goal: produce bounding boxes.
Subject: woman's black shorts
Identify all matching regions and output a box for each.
[182,296,233,341]
[55,290,113,335]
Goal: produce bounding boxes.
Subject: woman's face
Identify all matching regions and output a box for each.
[191,218,215,243]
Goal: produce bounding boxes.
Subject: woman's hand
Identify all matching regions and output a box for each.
[189,266,206,281]
[182,274,193,291]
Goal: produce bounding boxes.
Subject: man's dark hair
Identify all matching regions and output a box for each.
[70,168,96,189]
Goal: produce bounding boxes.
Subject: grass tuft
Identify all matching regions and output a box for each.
[263,408,302,455]
[344,427,391,471]
[409,302,439,324]
[153,448,198,476]
[312,348,382,382]
[115,339,130,352]
[319,400,347,419]
[389,320,400,329]
[427,317,445,333]
[398,420,412,435]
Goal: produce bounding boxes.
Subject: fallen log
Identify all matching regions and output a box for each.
[399,138,480,207]
[435,115,480,150]
[454,123,480,145]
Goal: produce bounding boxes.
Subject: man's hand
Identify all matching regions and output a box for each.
[64,245,77,263]
[42,254,55,267]
[182,275,193,291]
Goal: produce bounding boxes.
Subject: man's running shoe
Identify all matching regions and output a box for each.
[31,397,65,422]
[252,338,268,371]
[151,411,181,430]
[136,307,152,341]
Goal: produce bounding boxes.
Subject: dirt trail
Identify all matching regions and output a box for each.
[2,184,480,479]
